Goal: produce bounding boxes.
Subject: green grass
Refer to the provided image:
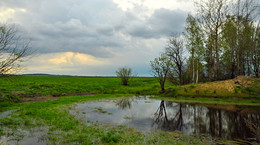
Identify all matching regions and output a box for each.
[0,76,259,144]
[0,94,218,144]
[0,76,259,102]
[0,75,259,106]
[0,76,163,100]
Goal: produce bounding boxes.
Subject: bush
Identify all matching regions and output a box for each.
[116,67,134,86]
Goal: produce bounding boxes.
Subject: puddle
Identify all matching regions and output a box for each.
[0,110,14,119]
[1,128,48,145]
[71,96,260,140]
[0,110,48,145]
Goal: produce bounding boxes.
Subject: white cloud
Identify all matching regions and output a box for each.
[0,8,24,22]
[27,52,107,66]
[48,52,107,66]
[112,0,193,13]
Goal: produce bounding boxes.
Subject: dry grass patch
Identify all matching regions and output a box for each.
[179,76,260,97]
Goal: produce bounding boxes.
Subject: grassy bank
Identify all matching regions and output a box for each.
[1,94,224,144]
[173,76,260,98]
[0,76,259,103]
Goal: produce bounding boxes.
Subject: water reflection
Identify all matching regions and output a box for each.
[153,101,260,140]
[72,96,260,140]
[116,98,132,110]
[153,101,185,132]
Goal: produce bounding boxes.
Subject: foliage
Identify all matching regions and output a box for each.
[184,14,204,83]
[152,0,259,85]
[116,67,134,86]
[150,55,172,91]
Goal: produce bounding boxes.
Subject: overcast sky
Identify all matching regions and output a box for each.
[0,0,194,76]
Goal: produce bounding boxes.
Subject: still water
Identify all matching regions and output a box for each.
[71,96,260,140]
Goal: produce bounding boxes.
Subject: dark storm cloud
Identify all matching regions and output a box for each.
[125,8,187,38]
[0,0,188,58]
[97,26,115,36]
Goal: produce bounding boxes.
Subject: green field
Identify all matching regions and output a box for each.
[0,76,160,101]
[0,76,259,144]
[0,76,259,104]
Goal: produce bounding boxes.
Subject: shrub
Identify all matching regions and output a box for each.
[116,67,134,86]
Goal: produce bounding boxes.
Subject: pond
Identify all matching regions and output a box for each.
[71,96,260,140]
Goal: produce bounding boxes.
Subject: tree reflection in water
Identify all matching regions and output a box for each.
[153,100,186,131]
[153,100,260,141]
[154,100,168,125]
[116,98,132,110]
[75,97,260,141]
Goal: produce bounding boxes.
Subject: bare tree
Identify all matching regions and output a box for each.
[116,67,133,86]
[0,24,31,76]
[150,55,172,91]
[165,35,186,85]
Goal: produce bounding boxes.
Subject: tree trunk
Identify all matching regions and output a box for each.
[218,110,222,137]
[196,59,199,83]
[192,54,195,83]
[179,70,182,85]
[209,49,213,81]
[160,81,165,91]
[216,47,220,80]
[215,28,220,80]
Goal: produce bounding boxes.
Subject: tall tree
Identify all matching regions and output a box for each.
[221,15,238,79]
[221,0,259,78]
[165,35,186,85]
[184,14,204,83]
[195,0,228,80]
[251,23,260,77]
[231,0,258,76]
